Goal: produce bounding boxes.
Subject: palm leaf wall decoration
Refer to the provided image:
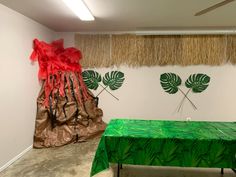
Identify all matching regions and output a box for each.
[160,72,210,112]
[160,73,182,94]
[185,74,210,93]
[82,70,101,90]
[82,70,125,100]
[103,71,125,90]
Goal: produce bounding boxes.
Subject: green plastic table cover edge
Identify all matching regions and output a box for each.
[90,119,236,176]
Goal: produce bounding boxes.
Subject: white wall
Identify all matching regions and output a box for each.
[59,33,236,123]
[93,66,236,123]
[0,4,54,169]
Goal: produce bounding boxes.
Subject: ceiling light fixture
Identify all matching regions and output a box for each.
[62,0,94,21]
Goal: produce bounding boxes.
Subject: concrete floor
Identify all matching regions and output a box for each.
[0,136,235,177]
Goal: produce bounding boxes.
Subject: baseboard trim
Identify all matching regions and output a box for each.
[0,145,33,172]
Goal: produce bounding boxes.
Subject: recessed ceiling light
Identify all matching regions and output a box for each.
[62,0,95,21]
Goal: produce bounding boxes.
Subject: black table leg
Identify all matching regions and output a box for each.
[117,163,121,177]
[117,163,123,177]
[221,168,224,174]
[232,169,236,173]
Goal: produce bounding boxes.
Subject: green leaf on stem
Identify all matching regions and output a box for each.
[185,74,210,93]
[82,70,101,90]
[160,73,182,94]
[103,71,125,90]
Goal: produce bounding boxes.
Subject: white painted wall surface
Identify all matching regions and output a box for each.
[0,4,54,169]
[93,66,236,123]
[60,33,236,123]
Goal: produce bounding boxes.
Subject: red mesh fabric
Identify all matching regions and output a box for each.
[30,39,88,107]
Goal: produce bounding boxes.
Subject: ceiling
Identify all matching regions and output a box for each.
[0,0,236,32]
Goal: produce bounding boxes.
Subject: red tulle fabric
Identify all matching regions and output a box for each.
[30,39,88,107]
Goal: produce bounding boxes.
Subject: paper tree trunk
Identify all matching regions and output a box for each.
[30,39,106,148]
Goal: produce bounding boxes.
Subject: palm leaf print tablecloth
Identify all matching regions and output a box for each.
[90,119,236,176]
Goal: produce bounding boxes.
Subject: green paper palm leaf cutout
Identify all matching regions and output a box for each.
[82,70,101,90]
[160,73,182,94]
[185,74,210,93]
[103,71,125,90]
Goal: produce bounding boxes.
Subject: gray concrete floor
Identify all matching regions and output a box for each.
[0,136,235,177]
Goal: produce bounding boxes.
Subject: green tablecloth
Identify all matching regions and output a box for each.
[90,119,236,176]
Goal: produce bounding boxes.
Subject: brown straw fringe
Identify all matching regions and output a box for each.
[227,35,236,64]
[75,34,110,68]
[75,34,236,68]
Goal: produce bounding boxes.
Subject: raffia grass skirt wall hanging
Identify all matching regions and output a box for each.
[75,34,236,68]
